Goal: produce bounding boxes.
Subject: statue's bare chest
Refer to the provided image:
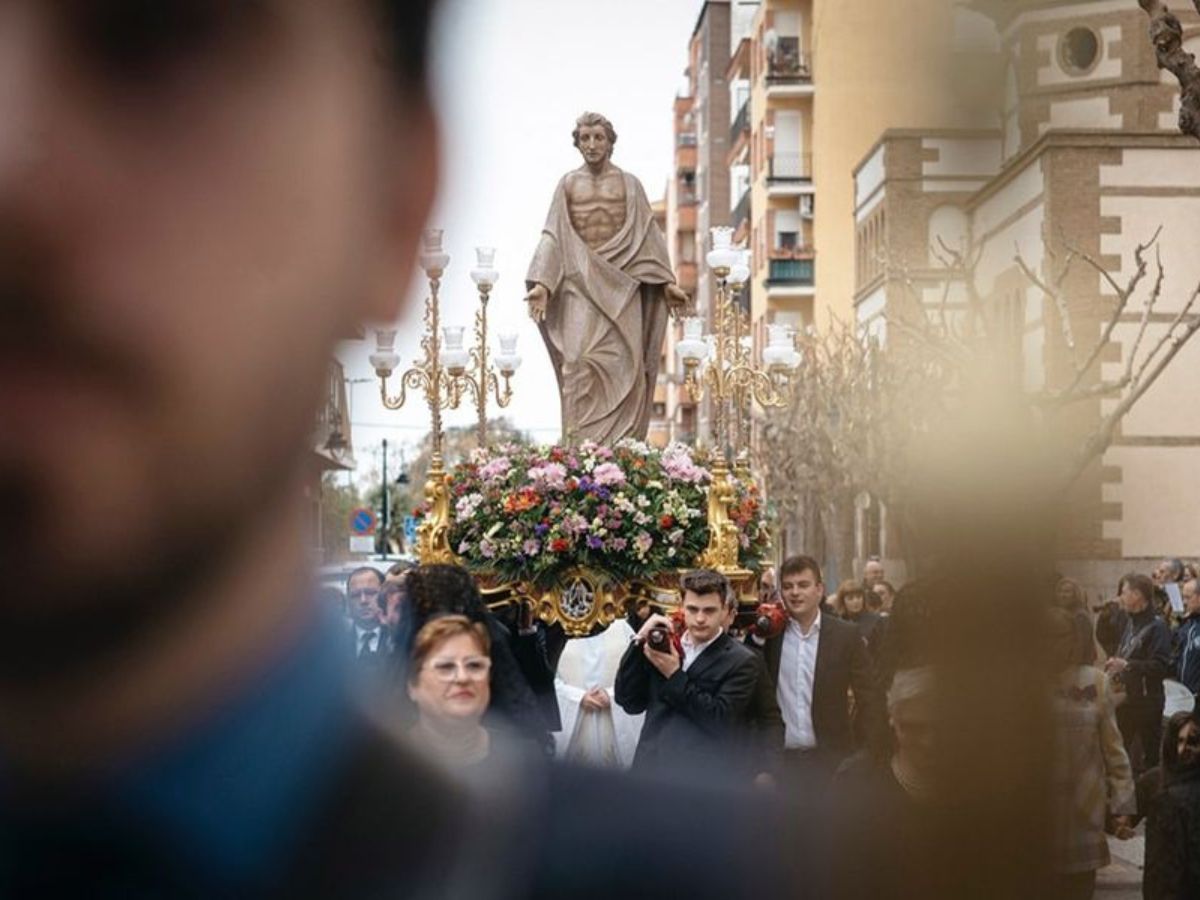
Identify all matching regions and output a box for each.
[566,174,627,248]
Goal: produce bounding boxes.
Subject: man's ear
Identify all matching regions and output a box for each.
[361,99,441,325]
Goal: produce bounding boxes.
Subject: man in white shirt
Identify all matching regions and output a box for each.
[748,555,879,788]
[615,570,778,774]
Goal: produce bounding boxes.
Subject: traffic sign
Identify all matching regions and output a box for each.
[349,507,377,536]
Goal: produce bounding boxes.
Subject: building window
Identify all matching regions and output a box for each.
[777,231,799,250]
[1058,27,1100,75]
[652,402,667,418]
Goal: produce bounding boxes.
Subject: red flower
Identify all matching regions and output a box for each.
[550,538,570,552]
[659,515,675,529]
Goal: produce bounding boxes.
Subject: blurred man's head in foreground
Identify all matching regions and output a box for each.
[0,1,440,679]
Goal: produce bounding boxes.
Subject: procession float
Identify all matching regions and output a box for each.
[368,114,802,637]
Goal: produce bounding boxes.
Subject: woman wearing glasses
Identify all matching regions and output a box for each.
[407,615,495,766]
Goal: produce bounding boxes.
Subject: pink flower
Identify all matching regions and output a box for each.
[479,456,512,481]
[634,532,653,554]
[527,462,568,490]
[592,462,626,487]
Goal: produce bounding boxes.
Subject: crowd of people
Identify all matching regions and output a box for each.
[328,553,1200,899]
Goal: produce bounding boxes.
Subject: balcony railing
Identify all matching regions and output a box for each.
[767,152,813,183]
[767,258,815,286]
[729,99,750,144]
[731,189,751,229]
[767,51,812,84]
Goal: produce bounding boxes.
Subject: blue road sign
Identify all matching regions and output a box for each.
[403,515,418,545]
[350,507,376,536]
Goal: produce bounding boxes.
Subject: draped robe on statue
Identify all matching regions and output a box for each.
[526,173,675,446]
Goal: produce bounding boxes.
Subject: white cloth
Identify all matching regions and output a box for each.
[354,624,381,656]
[778,613,821,749]
[681,629,722,672]
[554,620,644,768]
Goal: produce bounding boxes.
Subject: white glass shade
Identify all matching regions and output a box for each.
[706,226,737,272]
[370,328,400,375]
[470,246,499,288]
[495,353,522,375]
[728,250,752,286]
[496,331,519,355]
[419,228,450,274]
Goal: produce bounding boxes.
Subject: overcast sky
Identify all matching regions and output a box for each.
[336,0,710,478]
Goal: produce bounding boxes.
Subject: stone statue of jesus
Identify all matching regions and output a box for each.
[525,112,690,446]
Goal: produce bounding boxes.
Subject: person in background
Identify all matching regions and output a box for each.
[384,560,411,586]
[748,556,879,791]
[1152,558,1186,622]
[1174,577,1200,695]
[1094,595,1129,662]
[759,566,780,606]
[1055,577,1099,667]
[553,614,644,769]
[862,557,886,590]
[345,566,387,663]
[834,579,882,650]
[1047,607,1134,900]
[1106,573,1172,775]
[1140,709,1200,900]
[870,580,897,616]
[830,667,940,900]
[407,615,495,768]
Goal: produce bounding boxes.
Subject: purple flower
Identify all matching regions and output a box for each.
[577,475,594,493]
[535,523,550,537]
[586,535,604,550]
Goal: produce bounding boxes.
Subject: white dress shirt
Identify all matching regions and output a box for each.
[777,613,821,749]
[680,629,722,672]
[354,624,382,656]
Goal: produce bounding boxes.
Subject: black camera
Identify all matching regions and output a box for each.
[645,626,673,653]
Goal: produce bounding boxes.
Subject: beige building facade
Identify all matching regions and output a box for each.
[853,0,1200,596]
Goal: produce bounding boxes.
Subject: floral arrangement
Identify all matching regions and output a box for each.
[434,439,767,586]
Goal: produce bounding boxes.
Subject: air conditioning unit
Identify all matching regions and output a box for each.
[800,195,815,219]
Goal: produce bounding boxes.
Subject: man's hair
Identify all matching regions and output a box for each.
[376,1,441,86]
[377,580,406,612]
[1163,558,1185,581]
[1122,572,1156,607]
[680,569,729,601]
[407,615,490,685]
[346,566,384,593]
[572,112,618,150]
[387,560,412,578]
[875,580,896,597]
[779,555,822,584]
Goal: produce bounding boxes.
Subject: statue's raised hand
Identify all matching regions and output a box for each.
[525,282,550,323]
[665,282,692,320]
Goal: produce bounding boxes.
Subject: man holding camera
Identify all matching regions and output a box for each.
[615,569,778,773]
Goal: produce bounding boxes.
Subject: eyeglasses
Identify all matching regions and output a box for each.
[426,657,491,682]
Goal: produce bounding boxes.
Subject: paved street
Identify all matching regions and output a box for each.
[1095,832,1143,899]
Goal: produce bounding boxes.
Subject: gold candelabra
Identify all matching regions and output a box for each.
[444,247,521,448]
[676,227,801,571]
[369,231,521,563]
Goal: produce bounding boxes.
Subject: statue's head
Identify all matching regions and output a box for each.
[572,112,617,165]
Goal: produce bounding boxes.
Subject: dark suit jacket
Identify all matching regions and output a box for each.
[749,614,879,761]
[614,631,775,771]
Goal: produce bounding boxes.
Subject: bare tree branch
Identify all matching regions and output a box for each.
[1138,1,1200,141]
